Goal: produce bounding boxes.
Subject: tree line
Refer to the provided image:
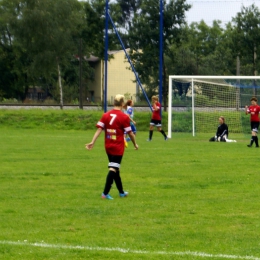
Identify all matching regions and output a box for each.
[0,0,260,106]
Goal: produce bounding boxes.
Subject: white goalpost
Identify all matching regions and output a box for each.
[168,75,260,138]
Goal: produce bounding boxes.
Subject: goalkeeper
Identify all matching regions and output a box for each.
[209,116,236,142]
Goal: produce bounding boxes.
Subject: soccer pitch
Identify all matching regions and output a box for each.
[0,128,260,260]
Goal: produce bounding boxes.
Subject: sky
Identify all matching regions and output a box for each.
[186,0,260,25]
[79,0,260,26]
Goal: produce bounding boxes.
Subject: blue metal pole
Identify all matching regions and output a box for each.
[104,0,109,112]
[159,0,164,113]
[108,12,153,111]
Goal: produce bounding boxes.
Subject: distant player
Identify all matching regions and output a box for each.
[209,116,236,142]
[85,94,138,200]
[123,100,136,143]
[245,96,260,147]
[147,95,168,141]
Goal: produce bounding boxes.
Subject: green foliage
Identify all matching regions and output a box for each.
[2,0,260,105]
[231,4,260,75]
[0,0,30,100]
[82,0,109,57]
[0,128,260,259]
[168,20,235,76]
[127,0,191,97]
[16,0,82,70]
[0,98,19,103]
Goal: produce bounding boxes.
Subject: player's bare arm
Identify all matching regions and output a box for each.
[152,104,158,111]
[245,105,249,115]
[131,118,136,125]
[85,128,103,150]
[127,114,136,125]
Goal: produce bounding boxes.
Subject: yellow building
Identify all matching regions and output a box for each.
[86,49,138,104]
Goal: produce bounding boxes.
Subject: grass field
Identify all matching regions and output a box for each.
[1,128,260,260]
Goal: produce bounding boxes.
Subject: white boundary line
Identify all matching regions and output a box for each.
[0,240,260,260]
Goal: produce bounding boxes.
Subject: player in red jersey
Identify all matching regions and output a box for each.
[245,96,260,147]
[147,95,168,141]
[86,94,138,200]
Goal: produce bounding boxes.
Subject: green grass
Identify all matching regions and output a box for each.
[0,109,162,132]
[0,108,252,134]
[0,127,260,260]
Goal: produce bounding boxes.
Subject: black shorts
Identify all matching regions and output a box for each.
[107,154,123,170]
[251,122,259,133]
[150,119,162,127]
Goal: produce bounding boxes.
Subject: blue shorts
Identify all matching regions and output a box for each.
[130,123,137,134]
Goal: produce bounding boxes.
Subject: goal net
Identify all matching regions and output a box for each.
[167,76,260,138]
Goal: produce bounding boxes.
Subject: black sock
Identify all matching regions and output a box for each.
[160,129,167,138]
[114,170,124,194]
[103,170,114,195]
[255,136,259,146]
[149,130,153,140]
[250,136,255,146]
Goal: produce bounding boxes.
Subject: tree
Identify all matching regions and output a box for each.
[13,0,82,108]
[126,0,191,109]
[82,0,125,56]
[0,0,31,100]
[116,0,142,29]
[232,5,260,77]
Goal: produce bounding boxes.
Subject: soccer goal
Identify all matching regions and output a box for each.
[168,76,260,138]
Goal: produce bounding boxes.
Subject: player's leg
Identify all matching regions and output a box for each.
[115,169,128,197]
[156,121,167,140]
[126,123,136,142]
[107,155,128,197]
[102,168,115,199]
[148,121,155,141]
[131,123,137,135]
[248,134,254,147]
[248,122,258,147]
[255,122,259,147]
[102,154,121,199]
[248,122,255,147]
[220,135,227,142]
[103,154,128,198]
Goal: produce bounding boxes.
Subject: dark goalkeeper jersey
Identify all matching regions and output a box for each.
[216,123,228,138]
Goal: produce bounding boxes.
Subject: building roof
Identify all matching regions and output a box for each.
[86,55,100,62]
[86,49,130,62]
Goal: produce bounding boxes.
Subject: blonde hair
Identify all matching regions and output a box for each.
[114,94,125,106]
[151,95,159,102]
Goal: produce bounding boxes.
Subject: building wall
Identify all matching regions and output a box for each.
[107,50,137,104]
[86,49,137,104]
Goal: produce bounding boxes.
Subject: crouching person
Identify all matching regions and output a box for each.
[209,116,236,142]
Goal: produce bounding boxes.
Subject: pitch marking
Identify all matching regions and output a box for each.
[0,240,259,260]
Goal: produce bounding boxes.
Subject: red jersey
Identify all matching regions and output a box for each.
[152,101,161,120]
[97,109,132,155]
[247,105,260,122]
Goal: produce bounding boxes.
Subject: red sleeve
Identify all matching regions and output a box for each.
[96,113,106,129]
